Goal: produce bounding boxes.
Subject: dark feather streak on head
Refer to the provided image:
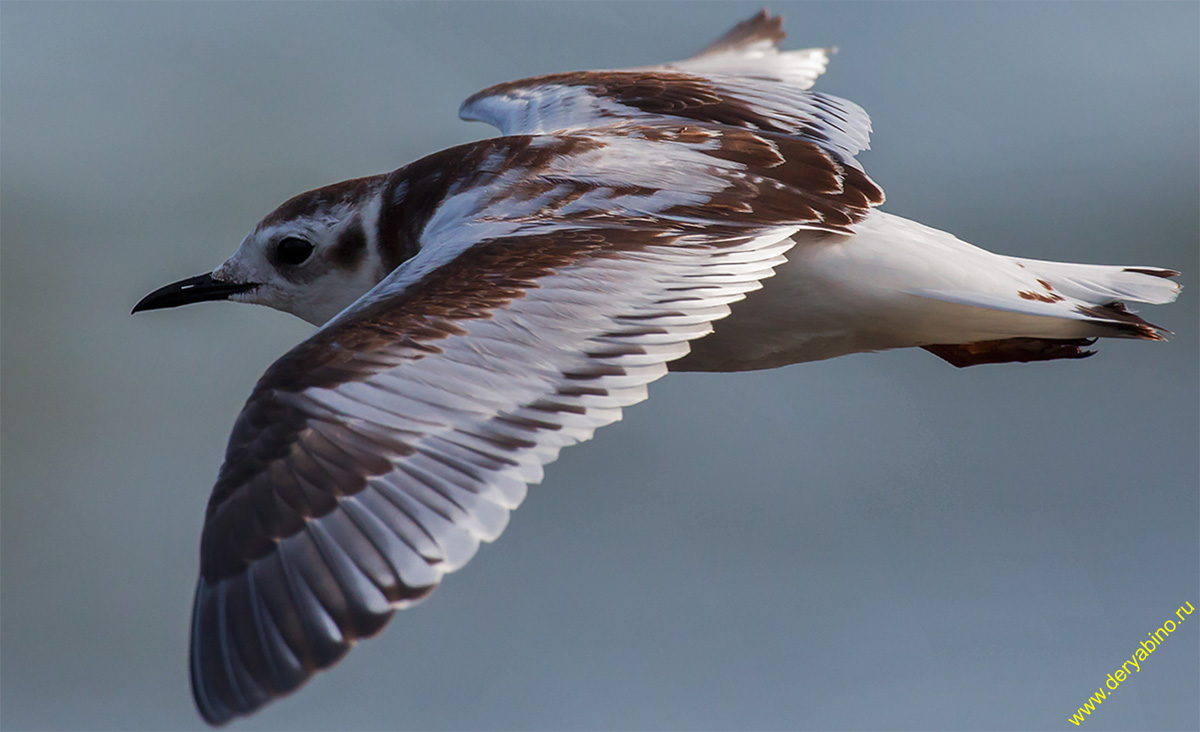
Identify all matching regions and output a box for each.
[258,176,385,230]
[332,215,368,270]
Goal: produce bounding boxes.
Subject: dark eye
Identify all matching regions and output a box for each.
[274,237,314,266]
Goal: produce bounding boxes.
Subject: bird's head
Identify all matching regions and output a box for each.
[134,175,392,325]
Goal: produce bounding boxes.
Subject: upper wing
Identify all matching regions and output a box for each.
[190,124,883,723]
[458,12,870,159]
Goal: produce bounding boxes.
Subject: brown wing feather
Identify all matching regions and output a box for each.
[462,70,873,158]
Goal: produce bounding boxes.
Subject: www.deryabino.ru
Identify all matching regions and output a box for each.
[1068,601,1195,726]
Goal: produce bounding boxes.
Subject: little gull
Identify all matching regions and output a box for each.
[133,11,1181,724]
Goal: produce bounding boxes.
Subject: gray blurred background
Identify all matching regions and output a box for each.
[2,2,1197,730]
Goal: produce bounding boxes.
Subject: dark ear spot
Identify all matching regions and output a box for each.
[332,216,367,269]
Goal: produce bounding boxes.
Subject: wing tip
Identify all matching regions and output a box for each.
[923,337,1100,368]
[190,579,238,727]
[691,9,786,58]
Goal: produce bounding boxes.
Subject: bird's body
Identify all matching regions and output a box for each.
[133,12,1180,725]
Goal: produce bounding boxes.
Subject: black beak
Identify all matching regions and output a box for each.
[132,273,259,314]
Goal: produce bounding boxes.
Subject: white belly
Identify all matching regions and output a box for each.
[676,221,912,371]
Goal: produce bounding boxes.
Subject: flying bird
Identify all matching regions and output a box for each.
[133,11,1181,725]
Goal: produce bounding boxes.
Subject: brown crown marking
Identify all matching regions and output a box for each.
[258,176,385,229]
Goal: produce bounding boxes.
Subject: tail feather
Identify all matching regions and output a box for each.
[915,252,1180,366]
[920,263,1178,366]
[1008,257,1181,305]
[696,211,1183,370]
[1076,302,1169,341]
[1008,259,1179,340]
